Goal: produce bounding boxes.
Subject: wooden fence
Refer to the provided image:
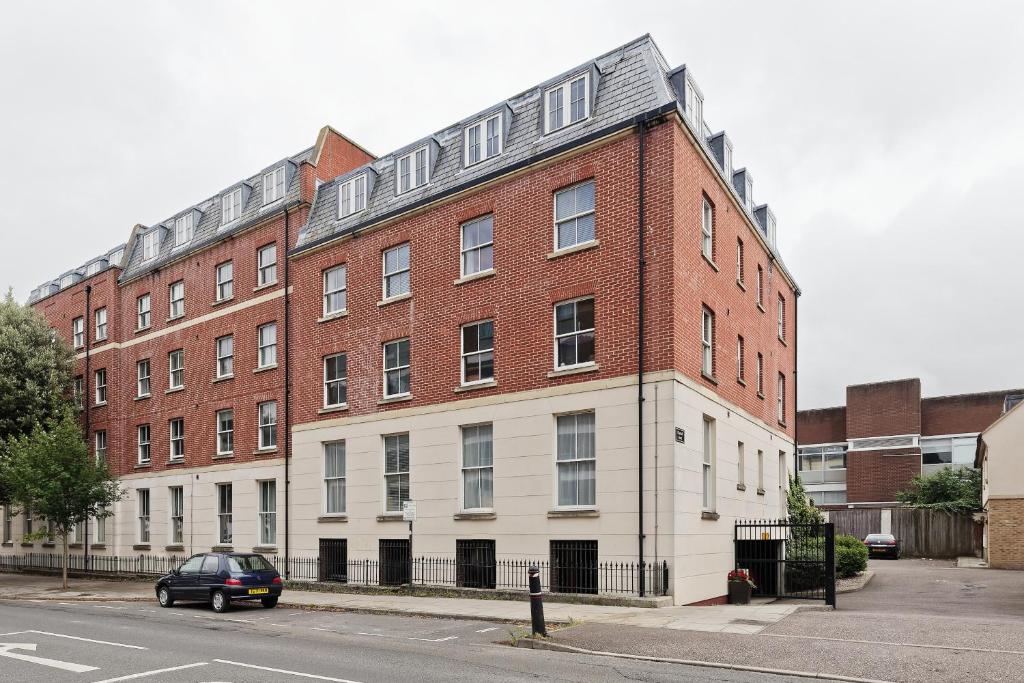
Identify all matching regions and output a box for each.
[826,507,982,558]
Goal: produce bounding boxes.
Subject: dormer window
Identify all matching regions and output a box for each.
[142,231,159,261]
[85,261,102,276]
[338,174,367,218]
[397,146,429,194]
[685,78,703,134]
[263,166,286,205]
[222,188,242,223]
[464,113,502,166]
[544,72,590,134]
[60,275,74,288]
[174,213,194,246]
[109,249,124,265]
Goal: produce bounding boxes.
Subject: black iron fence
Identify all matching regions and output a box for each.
[0,551,669,597]
[735,519,836,607]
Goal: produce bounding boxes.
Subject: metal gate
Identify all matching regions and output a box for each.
[318,538,347,582]
[735,519,835,607]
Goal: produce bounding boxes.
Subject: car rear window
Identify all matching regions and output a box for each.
[227,555,274,573]
[865,534,894,543]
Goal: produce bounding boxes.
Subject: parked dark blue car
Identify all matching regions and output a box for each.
[155,552,283,612]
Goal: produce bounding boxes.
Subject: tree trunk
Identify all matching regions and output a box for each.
[62,534,68,590]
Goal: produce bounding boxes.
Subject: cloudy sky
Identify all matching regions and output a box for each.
[2,1,1021,408]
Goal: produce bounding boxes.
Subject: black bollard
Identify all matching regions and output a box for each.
[528,564,547,637]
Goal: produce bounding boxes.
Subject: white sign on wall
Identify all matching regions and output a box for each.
[402,501,417,522]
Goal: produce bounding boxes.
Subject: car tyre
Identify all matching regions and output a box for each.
[261,597,278,609]
[157,586,174,608]
[211,589,231,613]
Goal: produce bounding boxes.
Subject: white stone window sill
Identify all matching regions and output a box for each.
[547,363,599,379]
[166,386,185,395]
[213,374,234,384]
[318,404,349,415]
[318,309,349,323]
[254,281,278,293]
[454,380,497,393]
[454,269,496,286]
[254,365,278,374]
[378,394,413,405]
[547,239,599,260]
[377,292,412,308]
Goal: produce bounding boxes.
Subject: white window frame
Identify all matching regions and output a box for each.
[137,489,150,543]
[756,352,765,396]
[461,320,494,386]
[137,294,151,330]
[757,449,765,491]
[73,376,84,410]
[142,231,158,261]
[778,295,786,341]
[323,353,348,408]
[737,238,745,284]
[701,307,714,377]
[686,78,703,132]
[222,187,242,224]
[258,479,276,546]
[701,197,714,261]
[323,265,347,316]
[553,180,596,251]
[461,423,494,511]
[736,335,745,383]
[544,72,590,134]
[382,338,410,398]
[778,372,786,424]
[258,323,277,368]
[168,349,184,389]
[216,335,233,378]
[169,486,184,545]
[324,441,346,515]
[756,265,764,307]
[383,433,410,513]
[382,243,410,299]
[553,297,595,370]
[137,359,151,398]
[95,430,107,464]
[258,401,277,450]
[702,416,716,512]
[263,166,285,205]
[137,425,151,465]
[72,317,84,348]
[216,261,233,301]
[460,215,494,277]
[216,409,234,456]
[738,441,746,488]
[396,145,429,194]
[168,280,185,319]
[174,213,194,246]
[257,244,277,287]
[169,417,185,461]
[555,411,596,508]
[95,307,107,341]
[217,483,232,544]
[338,174,368,218]
[464,113,502,166]
[94,368,107,405]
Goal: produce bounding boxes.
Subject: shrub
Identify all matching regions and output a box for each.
[835,535,868,578]
[785,536,825,593]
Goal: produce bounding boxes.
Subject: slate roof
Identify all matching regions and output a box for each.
[118,146,315,282]
[28,243,127,304]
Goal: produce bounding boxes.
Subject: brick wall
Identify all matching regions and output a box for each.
[846,378,921,439]
[922,391,1021,436]
[845,448,921,502]
[797,406,846,444]
[988,498,1024,569]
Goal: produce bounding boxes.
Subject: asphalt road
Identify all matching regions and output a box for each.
[0,598,810,682]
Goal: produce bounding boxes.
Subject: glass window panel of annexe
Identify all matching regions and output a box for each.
[554,298,595,368]
[324,441,346,514]
[554,181,595,250]
[461,215,493,276]
[556,412,596,507]
[462,424,493,510]
[383,339,410,397]
[461,321,494,384]
[384,434,410,512]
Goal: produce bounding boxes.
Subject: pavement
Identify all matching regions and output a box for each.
[549,558,1024,683]
[0,571,803,632]
[0,598,814,682]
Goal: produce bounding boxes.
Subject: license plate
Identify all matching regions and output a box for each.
[248,588,269,595]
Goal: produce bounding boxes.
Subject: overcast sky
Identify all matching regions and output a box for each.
[2,1,1021,408]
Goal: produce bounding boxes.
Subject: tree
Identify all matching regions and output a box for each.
[0,291,74,501]
[2,411,123,588]
[787,473,824,525]
[897,467,982,514]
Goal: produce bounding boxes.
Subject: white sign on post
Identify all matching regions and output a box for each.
[402,500,417,522]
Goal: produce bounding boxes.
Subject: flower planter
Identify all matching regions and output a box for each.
[728,579,752,604]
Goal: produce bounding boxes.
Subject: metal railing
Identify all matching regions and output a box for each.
[0,552,669,597]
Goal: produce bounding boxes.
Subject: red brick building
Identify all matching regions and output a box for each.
[6,36,798,605]
[797,378,1023,507]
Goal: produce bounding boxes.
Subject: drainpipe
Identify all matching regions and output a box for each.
[283,207,292,579]
[793,292,800,485]
[636,120,647,597]
[84,284,91,571]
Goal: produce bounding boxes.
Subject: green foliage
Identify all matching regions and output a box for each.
[896,467,982,514]
[787,473,824,525]
[835,534,868,578]
[785,536,825,592]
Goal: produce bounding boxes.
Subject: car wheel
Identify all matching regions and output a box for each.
[261,597,278,609]
[157,586,174,608]
[211,590,230,613]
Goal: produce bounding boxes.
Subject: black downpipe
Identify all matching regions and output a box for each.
[793,292,799,478]
[283,207,291,579]
[636,121,647,597]
[83,285,92,570]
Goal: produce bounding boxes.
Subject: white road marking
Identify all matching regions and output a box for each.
[355,632,387,637]
[311,627,335,632]
[475,627,499,633]
[224,618,254,623]
[288,613,303,616]
[409,636,458,642]
[215,659,363,682]
[91,662,209,682]
[0,642,98,673]
[4,630,147,650]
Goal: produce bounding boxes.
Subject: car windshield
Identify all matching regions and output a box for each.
[865,535,894,543]
[227,555,274,573]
